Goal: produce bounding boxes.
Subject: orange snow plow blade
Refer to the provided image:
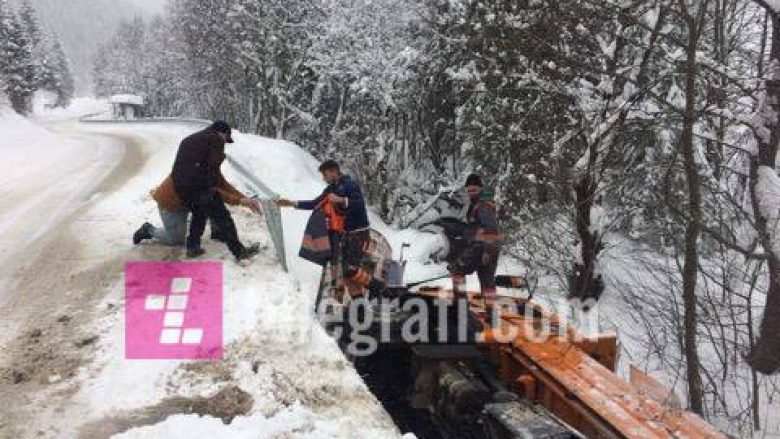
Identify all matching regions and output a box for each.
[415,287,726,439]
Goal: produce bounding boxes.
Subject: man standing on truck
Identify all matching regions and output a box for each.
[277,160,386,298]
[449,174,502,307]
[138,120,262,262]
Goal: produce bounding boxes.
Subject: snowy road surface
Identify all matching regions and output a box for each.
[0,111,403,438]
[0,115,136,303]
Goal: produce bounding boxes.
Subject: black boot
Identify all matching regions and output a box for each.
[236,243,261,263]
[133,222,154,245]
[186,247,206,258]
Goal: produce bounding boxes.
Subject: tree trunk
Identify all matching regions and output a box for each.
[571,157,604,303]
[747,9,780,375]
[680,8,705,413]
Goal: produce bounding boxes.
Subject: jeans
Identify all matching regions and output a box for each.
[150,207,222,247]
[151,207,188,246]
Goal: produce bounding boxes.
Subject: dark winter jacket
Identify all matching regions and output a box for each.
[152,174,246,213]
[296,175,370,232]
[171,128,227,203]
[299,210,332,266]
[464,189,501,244]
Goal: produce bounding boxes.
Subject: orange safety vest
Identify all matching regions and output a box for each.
[318,197,346,234]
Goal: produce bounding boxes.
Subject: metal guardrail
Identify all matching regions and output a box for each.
[226,155,288,273]
[258,199,288,272]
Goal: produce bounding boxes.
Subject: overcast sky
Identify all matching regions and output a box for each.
[14,0,171,94]
[127,0,166,15]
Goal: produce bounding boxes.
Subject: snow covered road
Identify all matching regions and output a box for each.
[0,115,141,304]
[0,114,152,354]
[0,113,401,439]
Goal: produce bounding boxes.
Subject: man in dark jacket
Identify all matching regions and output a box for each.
[449,174,502,305]
[131,173,256,247]
[171,120,261,261]
[277,160,385,298]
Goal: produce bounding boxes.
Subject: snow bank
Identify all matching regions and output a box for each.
[113,401,415,439]
[35,97,112,119]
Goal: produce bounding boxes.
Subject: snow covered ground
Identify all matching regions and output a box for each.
[0,107,123,305]
[596,236,780,438]
[0,104,410,438]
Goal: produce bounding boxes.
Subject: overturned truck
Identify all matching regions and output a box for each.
[314,228,726,439]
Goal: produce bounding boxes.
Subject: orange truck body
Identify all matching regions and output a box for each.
[415,287,727,439]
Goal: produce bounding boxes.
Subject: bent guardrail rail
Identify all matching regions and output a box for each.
[226,155,287,273]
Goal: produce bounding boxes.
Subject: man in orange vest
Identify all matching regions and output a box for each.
[449,174,502,305]
[278,160,386,298]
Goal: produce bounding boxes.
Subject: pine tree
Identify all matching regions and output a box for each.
[18,0,45,90]
[18,0,41,49]
[45,38,73,107]
[0,0,36,114]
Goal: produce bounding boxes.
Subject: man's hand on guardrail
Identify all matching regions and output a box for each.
[240,197,263,214]
[276,198,296,208]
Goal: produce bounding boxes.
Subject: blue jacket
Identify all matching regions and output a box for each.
[297,175,370,232]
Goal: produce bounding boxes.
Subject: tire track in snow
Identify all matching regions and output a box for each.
[0,120,148,439]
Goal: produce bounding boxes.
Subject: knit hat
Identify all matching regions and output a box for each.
[465,174,483,187]
[210,120,234,143]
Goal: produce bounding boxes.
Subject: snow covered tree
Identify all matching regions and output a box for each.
[0,0,72,111]
[92,16,149,97]
[16,0,43,91]
[40,37,73,107]
[0,0,36,114]
[745,0,780,376]
[304,0,421,216]
[18,0,72,107]
[17,0,41,52]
